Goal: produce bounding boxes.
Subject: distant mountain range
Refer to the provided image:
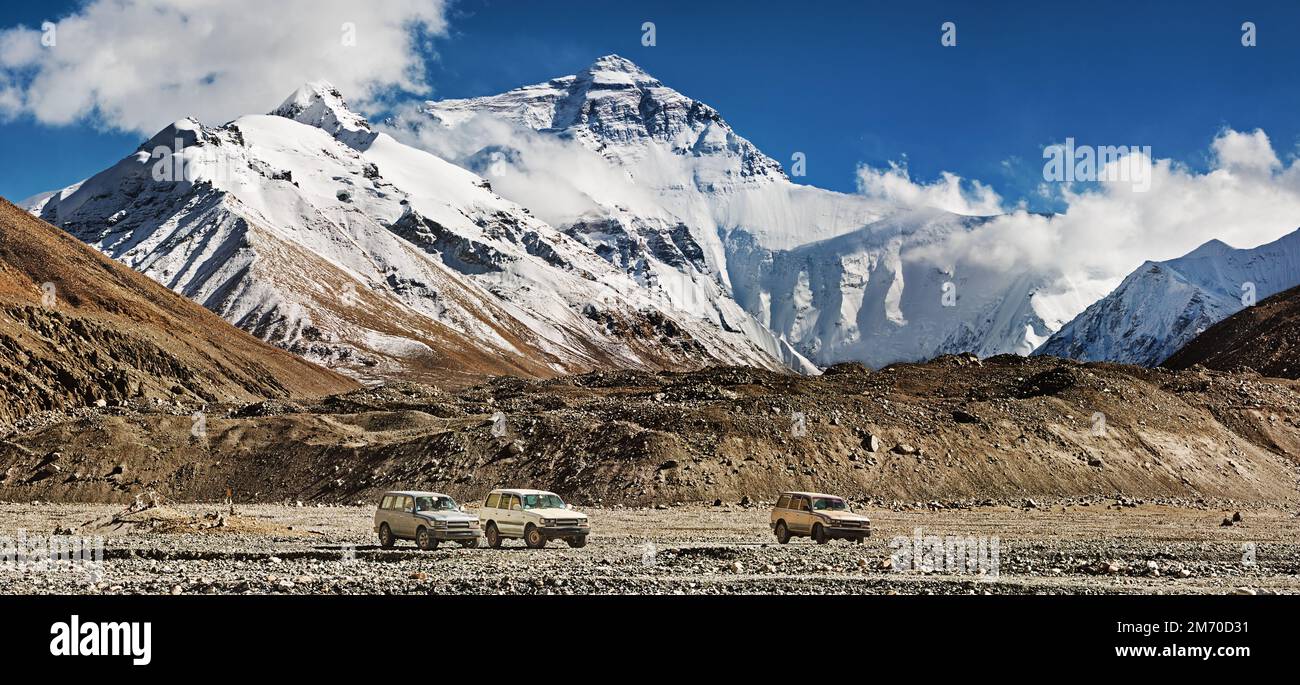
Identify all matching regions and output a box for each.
[20,55,1300,381]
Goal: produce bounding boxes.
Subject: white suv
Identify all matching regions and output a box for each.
[479,489,590,549]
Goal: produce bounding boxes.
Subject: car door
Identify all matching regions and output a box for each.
[502,494,524,536]
[396,496,417,538]
[376,494,392,533]
[773,494,790,530]
[792,496,812,534]
[481,492,501,530]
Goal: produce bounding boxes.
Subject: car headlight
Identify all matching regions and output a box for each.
[430,519,447,527]
[579,519,590,527]
[542,518,555,526]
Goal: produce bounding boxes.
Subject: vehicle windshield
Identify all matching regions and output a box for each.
[521,493,565,510]
[811,497,848,511]
[414,496,457,511]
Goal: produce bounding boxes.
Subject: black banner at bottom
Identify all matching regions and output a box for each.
[0,594,1284,673]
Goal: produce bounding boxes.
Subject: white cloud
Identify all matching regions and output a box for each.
[1211,128,1281,173]
[901,128,1300,324]
[0,0,448,134]
[856,160,1004,216]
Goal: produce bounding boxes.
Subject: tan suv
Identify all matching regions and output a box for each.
[770,491,871,544]
[479,488,590,549]
[374,491,481,550]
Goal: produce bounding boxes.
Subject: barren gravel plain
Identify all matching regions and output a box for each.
[2,500,1297,595]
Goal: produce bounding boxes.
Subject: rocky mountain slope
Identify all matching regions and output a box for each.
[1164,284,1300,378]
[29,82,799,386]
[0,198,356,429]
[1038,229,1300,366]
[401,55,1061,369]
[4,355,1298,506]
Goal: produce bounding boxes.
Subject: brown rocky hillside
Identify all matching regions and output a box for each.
[3,355,1298,507]
[0,197,357,429]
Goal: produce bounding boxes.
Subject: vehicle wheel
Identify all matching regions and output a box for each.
[774,520,791,544]
[416,527,438,551]
[485,523,502,549]
[378,523,395,548]
[459,538,479,549]
[812,523,829,545]
[524,524,547,549]
[567,536,587,549]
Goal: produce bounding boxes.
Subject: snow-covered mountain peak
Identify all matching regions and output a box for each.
[270,80,376,148]
[419,56,786,181]
[143,117,205,148]
[1183,238,1234,259]
[580,53,655,81]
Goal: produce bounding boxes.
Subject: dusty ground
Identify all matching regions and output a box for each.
[2,501,1296,595]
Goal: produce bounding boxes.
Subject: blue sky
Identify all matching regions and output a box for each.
[3,0,1299,210]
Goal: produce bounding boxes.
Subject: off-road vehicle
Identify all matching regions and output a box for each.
[479,488,590,549]
[770,491,871,544]
[374,491,481,550]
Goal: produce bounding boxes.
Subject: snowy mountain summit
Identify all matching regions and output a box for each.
[424,54,787,183]
[271,80,377,149]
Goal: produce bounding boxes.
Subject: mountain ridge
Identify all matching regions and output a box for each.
[1037,227,1300,366]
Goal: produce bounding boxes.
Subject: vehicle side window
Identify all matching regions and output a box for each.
[776,495,790,509]
[401,496,413,512]
[508,495,522,511]
[796,497,810,512]
[380,495,393,509]
[485,493,500,509]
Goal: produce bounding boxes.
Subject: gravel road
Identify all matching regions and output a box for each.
[2,501,1296,595]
